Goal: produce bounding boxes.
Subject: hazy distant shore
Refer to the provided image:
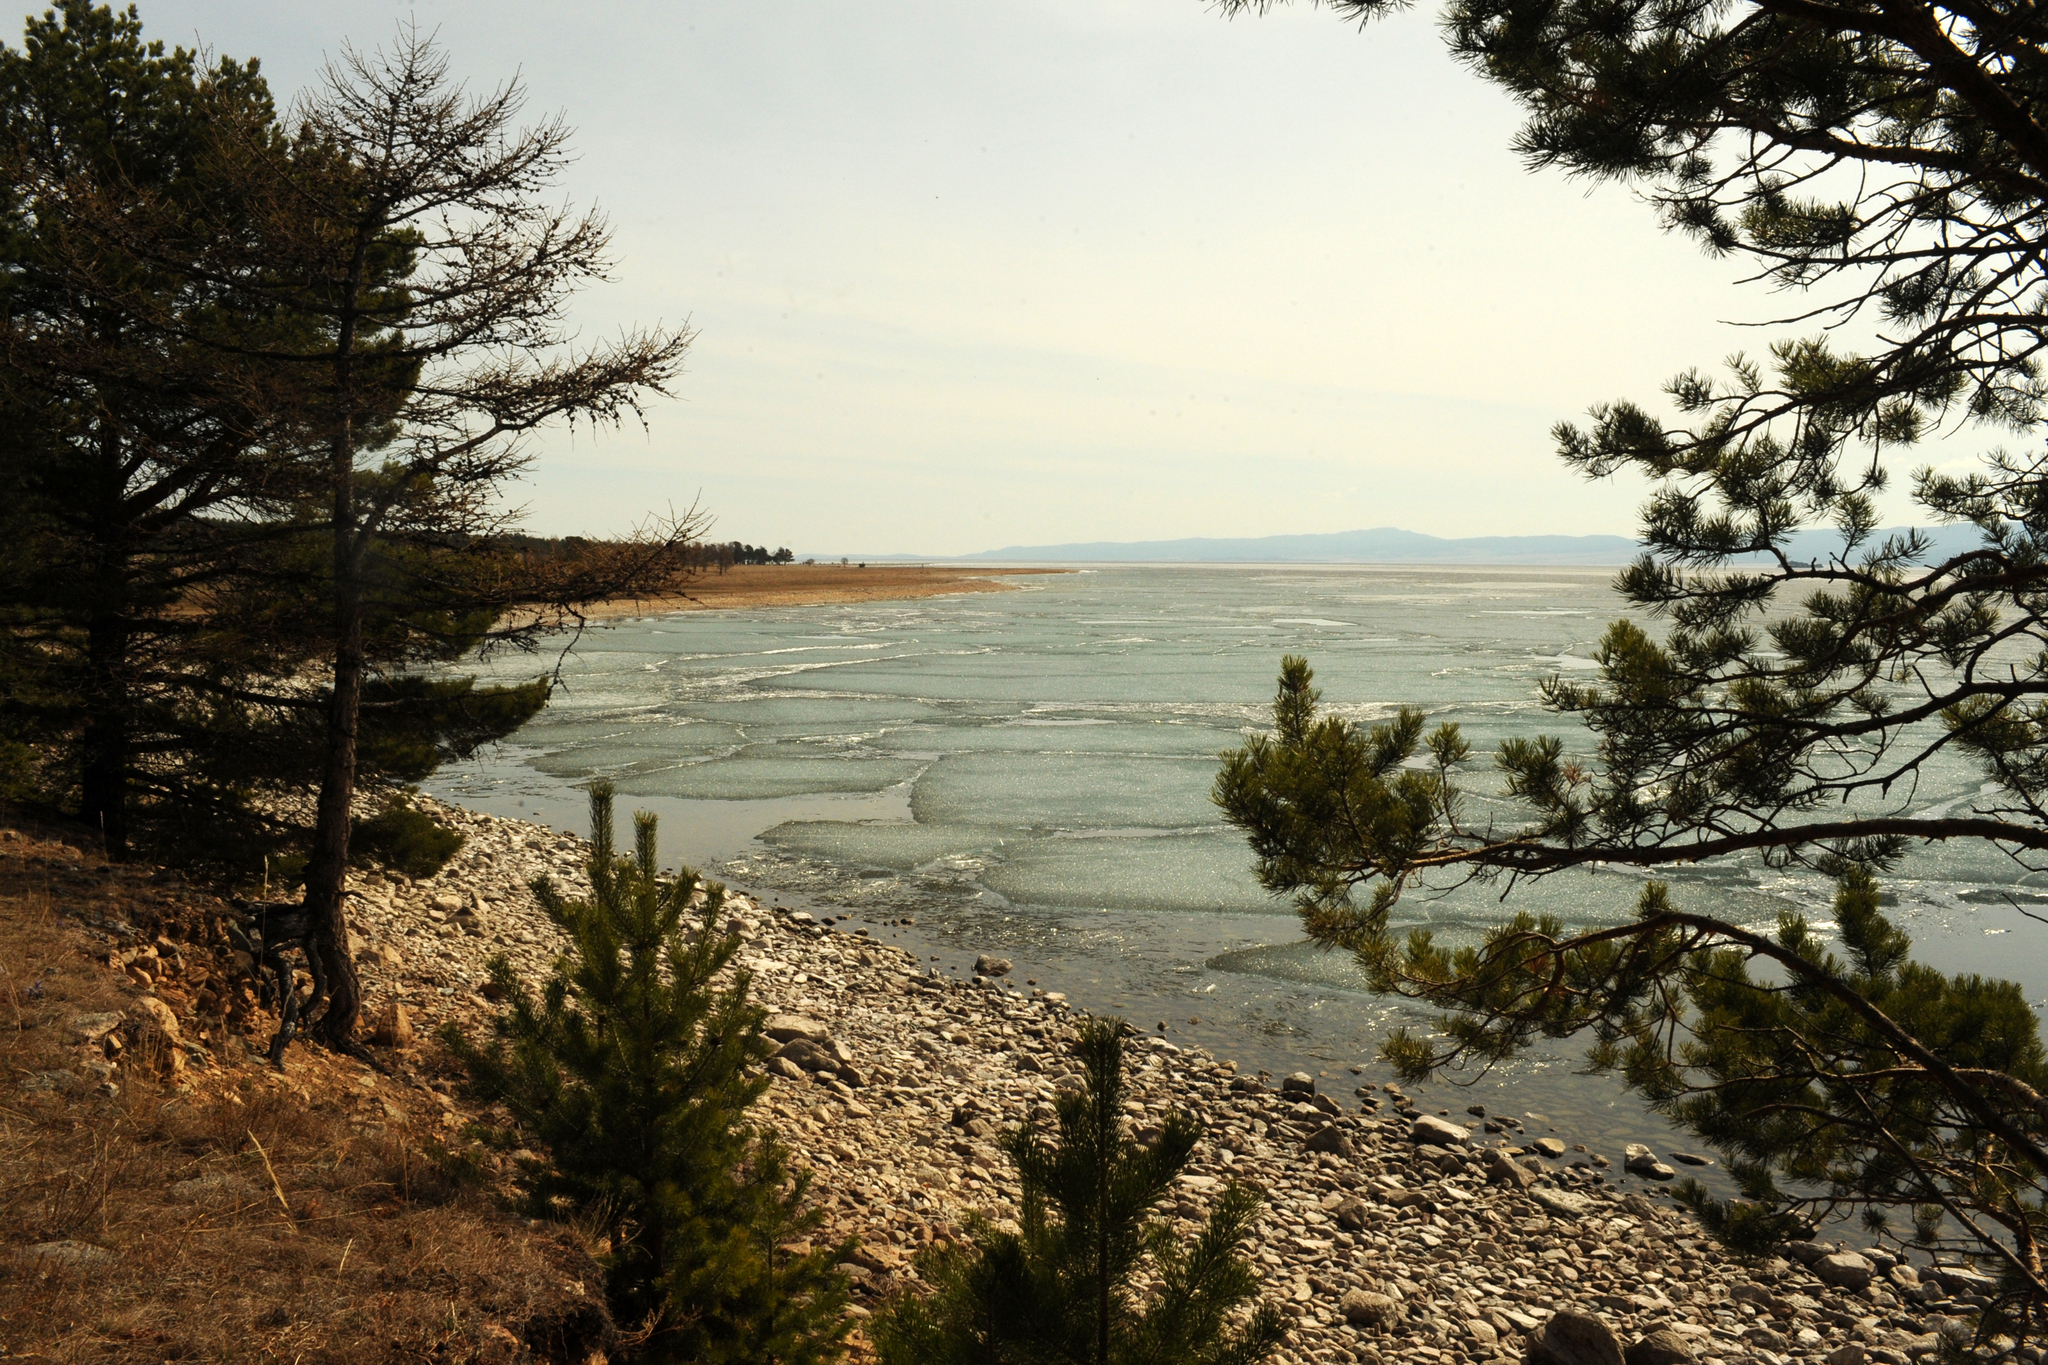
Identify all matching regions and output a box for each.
[580,564,1068,619]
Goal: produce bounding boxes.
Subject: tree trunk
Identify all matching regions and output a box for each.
[78,610,130,856]
[306,249,367,1049]
[303,557,365,1044]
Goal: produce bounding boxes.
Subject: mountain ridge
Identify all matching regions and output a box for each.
[913,524,1987,565]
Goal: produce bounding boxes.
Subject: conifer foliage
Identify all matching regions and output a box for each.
[448,783,850,1364]
[1218,664,2048,1337]
[875,1016,1282,1365]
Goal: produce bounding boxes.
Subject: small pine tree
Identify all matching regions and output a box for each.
[875,1016,1283,1365]
[447,782,852,1364]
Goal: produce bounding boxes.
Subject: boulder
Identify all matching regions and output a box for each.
[70,1011,124,1045]
[1781,1239,1829,1265]
[1624,1144,1677,1180]
[1280,1072,1316,1096]
[972,955,1012,977]
[1812,1250,1875,1291]
[1536,1310,1625,1365]
[128,996,182,1042]
[1339,1288,1398,1327]
[1533,1137,1568,1158]
[1484,1147,1534,1189]
[1821,1346,1866,1365]
[1624,1328,1696,1365]
[1304,1124,1353,1157]
[370,1002,415,1048]
[1931,1265,1997,1295]
[774,1038,833,1071]
[124,998,184,1076]
[1332,1197,1370,1231]
[1410,1114,1470,1147]
[764,1014,829,1044]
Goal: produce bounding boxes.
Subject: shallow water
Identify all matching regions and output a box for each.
[427,564,2048,1185]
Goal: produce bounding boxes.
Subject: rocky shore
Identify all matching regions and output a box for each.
[35,795,2012,1365]
[313,796,1997,1365]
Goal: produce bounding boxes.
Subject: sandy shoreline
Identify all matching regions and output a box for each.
[577,564,1067,619]
[307,795,1969,1365]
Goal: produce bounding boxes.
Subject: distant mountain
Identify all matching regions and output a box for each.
[955,527,1637,565]
[940,524,1993,567]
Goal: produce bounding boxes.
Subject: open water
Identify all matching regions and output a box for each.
[425,565,2048,1180]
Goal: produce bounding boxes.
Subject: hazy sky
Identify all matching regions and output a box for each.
[119,0,1965,554]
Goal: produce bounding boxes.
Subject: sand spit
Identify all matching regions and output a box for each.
[573,564,1067,619]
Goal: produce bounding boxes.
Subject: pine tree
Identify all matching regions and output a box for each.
[875,1016,1282,1365]
[1219,663,2048,1337]
[447,783,852,1364]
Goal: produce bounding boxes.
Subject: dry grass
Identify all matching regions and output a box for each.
[578,563,1068,619]
[0,827,617,1364]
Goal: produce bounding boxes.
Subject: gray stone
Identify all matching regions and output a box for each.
[1531,1187,1597,1219]
[972,955,1012,977]
[1623,1143,1676,1180]
[1410,1113,1470,1147]
[1814,1250,1876,1291]
[1624,1328,1695,1365]
[1280,1072,1316,1096]
[1537,1309,1625,1365]
[1667,1151,1712,1166]
[21,1240,115,1267]
[1782,1239,1830,1265]
[1930,1265,1996,1295]
[1339,1288,1398,1327]
[1821,1346,1867,1365]
[764,1013,829,1044]
[1332,1197,1370,1231]
[69,1012,123,1044]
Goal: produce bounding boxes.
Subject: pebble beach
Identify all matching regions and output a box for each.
[310,796,2003,1365]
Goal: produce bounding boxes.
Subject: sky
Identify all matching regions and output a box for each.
[119,0,1976,555]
